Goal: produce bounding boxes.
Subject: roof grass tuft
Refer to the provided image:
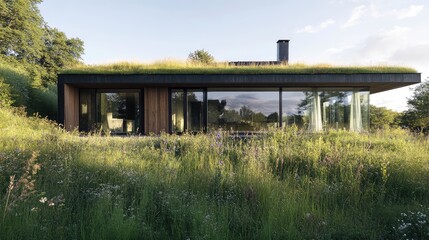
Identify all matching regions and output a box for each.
[61,60,418,75]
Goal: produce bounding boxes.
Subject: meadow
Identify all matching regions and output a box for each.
[1,106,429,239]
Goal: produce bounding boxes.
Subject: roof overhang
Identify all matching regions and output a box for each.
[58,73,421,94]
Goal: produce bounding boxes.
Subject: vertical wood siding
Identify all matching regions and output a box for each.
[144,87,169,134]
[64,84,79,131]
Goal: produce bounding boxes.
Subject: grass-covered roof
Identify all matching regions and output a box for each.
[61,61,417,75]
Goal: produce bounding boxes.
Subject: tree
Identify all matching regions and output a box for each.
[39,27,84,83]
[401,80,429,132]
[369,105,401,129]
[0,0,84,85]
[188,49,214,64]
[0,0,44,63]
[0,0,84,120]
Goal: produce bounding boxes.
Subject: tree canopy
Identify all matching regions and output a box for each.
[0,0,84,85]
[369,105,401,129]
[401,80,429,132]
[188,49,214,65]
[0,0,84,120]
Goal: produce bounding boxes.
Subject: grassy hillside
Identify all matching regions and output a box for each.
[1,106,429,239]
[61,61,418,75]
[0,61,58,119]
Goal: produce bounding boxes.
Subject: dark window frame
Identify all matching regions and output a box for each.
[78,88,144,135]
[169,88,208,134]
[170,87,284,134]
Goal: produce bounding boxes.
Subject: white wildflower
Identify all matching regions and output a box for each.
[39,197,47,203]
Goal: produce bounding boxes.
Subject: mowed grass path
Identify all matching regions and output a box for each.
[1,107,429,239]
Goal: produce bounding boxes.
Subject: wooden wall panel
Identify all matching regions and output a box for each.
[158,88,169,132]
[144,87,169,134]
[64,84,79,131]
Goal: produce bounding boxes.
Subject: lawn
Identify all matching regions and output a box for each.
[0,106,428,239]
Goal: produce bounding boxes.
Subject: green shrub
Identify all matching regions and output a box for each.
[0,61,32,107]
[27,84,58,120]
[0,61,58,119]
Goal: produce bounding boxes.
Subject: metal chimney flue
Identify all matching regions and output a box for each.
[277,40,289,63]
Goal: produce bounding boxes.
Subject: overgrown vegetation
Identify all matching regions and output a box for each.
[401,80,429,132]
[370,105,402,129]
[0,61,57,119]
[0,0,84,85]
[1,106,428,239]
[0,0,83,120]
[61,61,417,75]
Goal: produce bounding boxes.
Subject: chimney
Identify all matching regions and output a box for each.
[277,40,289,63]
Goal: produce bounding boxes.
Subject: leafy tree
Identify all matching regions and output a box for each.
[0,0,44,64]
[0,0,84,85]
[0,0,84,119]
[240,105,254,120]
[267,112,279,123]
[188,49,214,64]
[369,105,401,129]
[401,80,429,132]
[39,27,84,83]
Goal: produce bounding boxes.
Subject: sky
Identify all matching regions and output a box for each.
[38,0,429,111]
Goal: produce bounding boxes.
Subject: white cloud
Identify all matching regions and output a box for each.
[342,5,368,28]
[321,26,429,111]
[371,4,424,19]
[296,19,335,33]
[394,4,424,19]
[326,26,412,63]
[341,4,424,29]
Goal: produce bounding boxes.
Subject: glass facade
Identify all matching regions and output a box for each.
[282,88,369,132]
[97,91,140,134]
[187,90,204,132]
[171,89,184,133]
[79,89,95,132]
[77,87,370,134]
[79,89,141,134]
[207,89,279,131]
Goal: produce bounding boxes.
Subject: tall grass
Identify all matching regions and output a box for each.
[0,107,428,239]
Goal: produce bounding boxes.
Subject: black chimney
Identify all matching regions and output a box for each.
[277,40,289,63]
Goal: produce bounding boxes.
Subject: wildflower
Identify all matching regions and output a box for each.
[39,197,47,203]
[48,202,55,207]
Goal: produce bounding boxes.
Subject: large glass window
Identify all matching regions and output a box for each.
[207,89,279,131]
[187,90,204,132]
[96,90,140,134]
[281,91,309,129]
[171,89,184,133]
[79,89,95,132]
[282,88,369,132]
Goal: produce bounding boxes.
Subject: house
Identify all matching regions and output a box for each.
[58,40,421,135]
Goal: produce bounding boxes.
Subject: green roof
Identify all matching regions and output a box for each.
[61,61,418,75]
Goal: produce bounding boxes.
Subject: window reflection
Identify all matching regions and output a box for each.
[187,90,204,132]
[97,91,140,134]
[207,90,279,131]
[171,90,184,133]
[79,89,95,132]
[282,89,369,132]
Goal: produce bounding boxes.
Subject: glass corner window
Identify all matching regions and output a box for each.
[282,88,369,132]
